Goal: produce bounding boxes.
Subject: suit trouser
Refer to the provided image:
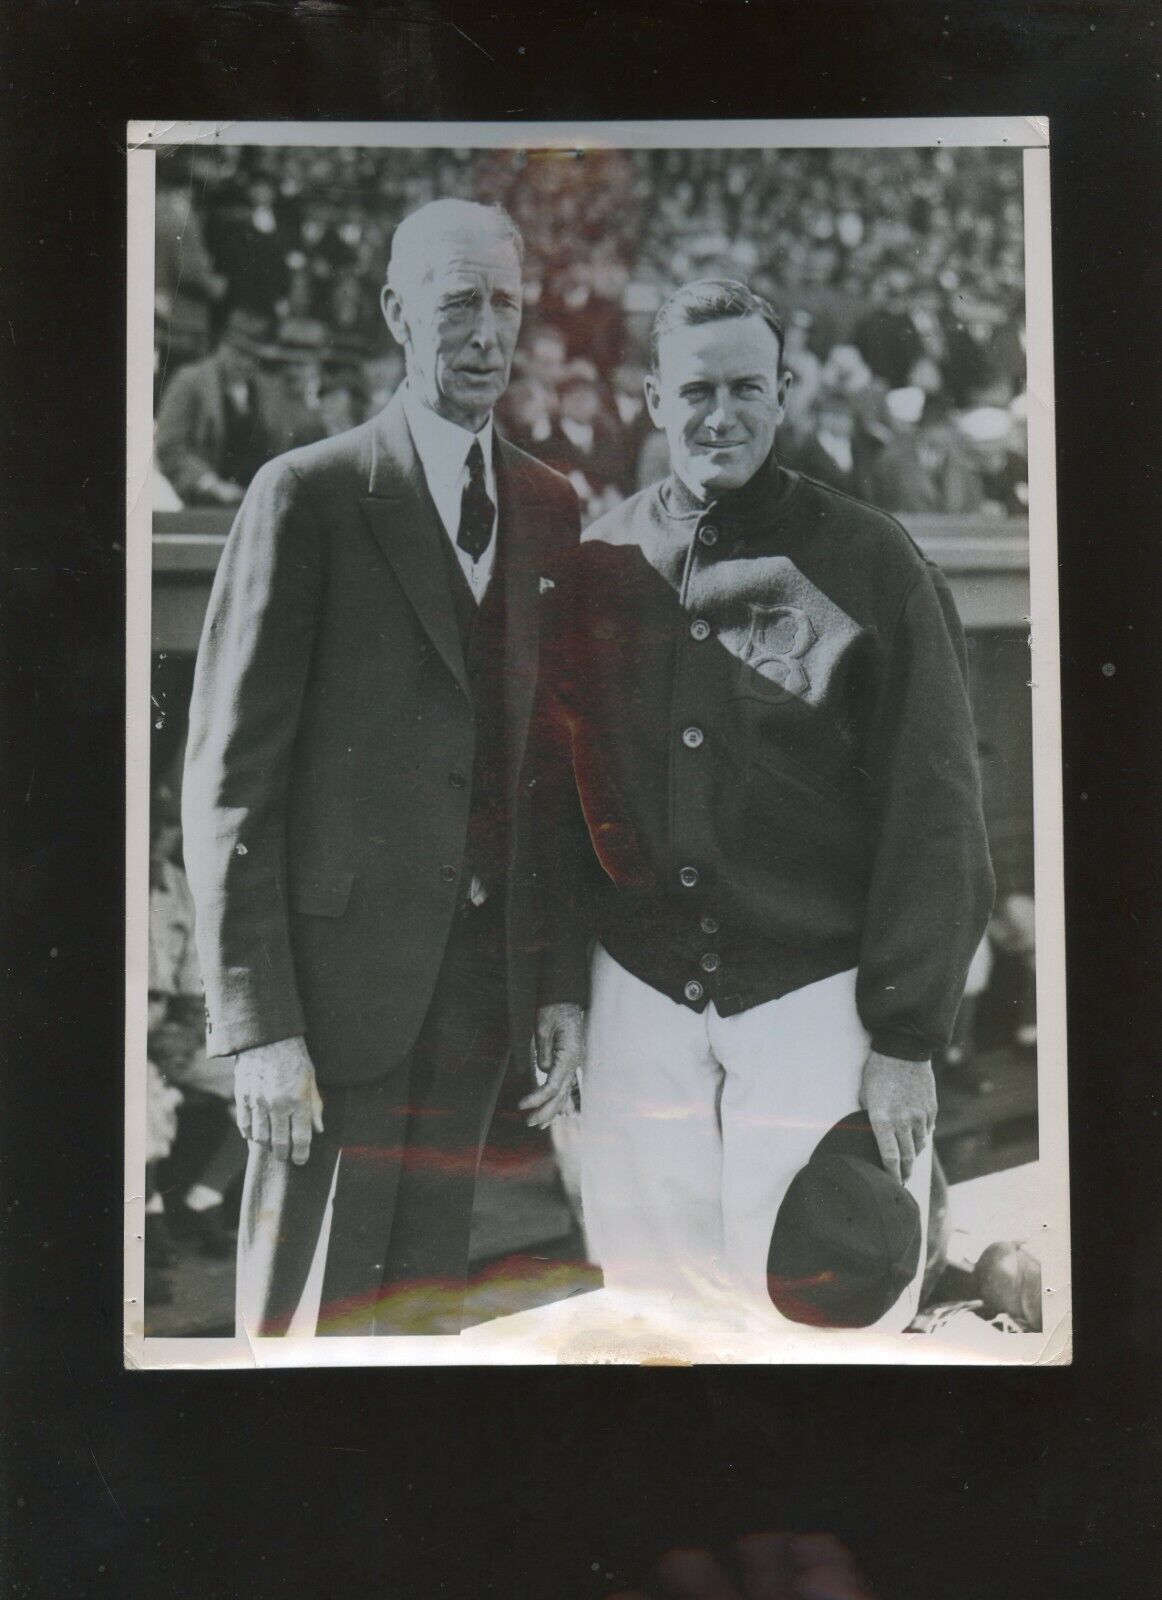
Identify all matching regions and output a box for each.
[581,947,932,1332]
[236,897,510,1337]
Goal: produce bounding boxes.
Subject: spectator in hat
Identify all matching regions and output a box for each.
[254,317,328,456]
[202,166,296,321]
[541,262,626,373]
[539,361,626,523]
[621,281,663,367]
[780,310,823,440]
[817,343,892,490]
[154,309,273,506]
[957,404,1028,514]
[607,362,654,496]
[853,267,925,389]
[532,279,993,1328]
[522,324,569,394]
[869,388,984,514]
[780,390,865,499]
[498,375,555,454]
[324,267,381,353]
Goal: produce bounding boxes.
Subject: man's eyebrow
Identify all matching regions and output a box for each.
[677,372,771,391]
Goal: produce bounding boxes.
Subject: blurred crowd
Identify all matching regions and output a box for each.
[145,784,243,1305]
[154,144,1030,523]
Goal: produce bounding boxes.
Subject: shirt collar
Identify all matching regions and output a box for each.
[401,381,495,496]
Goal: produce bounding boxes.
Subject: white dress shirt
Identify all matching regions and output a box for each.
[401,382,498,604]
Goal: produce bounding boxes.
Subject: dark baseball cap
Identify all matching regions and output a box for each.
[767,1110,922,1328]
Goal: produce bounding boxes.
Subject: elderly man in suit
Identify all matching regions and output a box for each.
[182,199,585,1338]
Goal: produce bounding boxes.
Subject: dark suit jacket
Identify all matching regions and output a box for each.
[156,357,324,502]
[155,356,241,500]
[182,389,581,1087]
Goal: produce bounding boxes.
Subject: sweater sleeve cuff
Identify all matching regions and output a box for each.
[869,1029,937,1063]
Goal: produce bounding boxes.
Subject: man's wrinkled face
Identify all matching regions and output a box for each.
[383,227,522,431]
[645,314,791,499]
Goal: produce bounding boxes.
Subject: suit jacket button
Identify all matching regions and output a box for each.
[679,866,699,889]
[440,864,457,882]
[700,952,720,974]
[684,980,704,1004]
[449,768,467,788]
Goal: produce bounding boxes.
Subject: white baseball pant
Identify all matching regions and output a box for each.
[579,947,932,1332]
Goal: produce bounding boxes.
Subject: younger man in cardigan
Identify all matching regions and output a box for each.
[532,280,994,1329]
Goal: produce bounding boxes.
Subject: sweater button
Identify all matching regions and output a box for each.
[684,980,704,1004]
[681,726,704,749]
[700,952,720,974]
[689,618,712,642]
[440,864,457,883]
[698,525,720,547]
[678,866,699,889]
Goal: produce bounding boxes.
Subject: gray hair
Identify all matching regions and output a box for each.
[385,198,524,298]
[649,278,786,373]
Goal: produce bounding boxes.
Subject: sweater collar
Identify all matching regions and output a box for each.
[659,448,799,528]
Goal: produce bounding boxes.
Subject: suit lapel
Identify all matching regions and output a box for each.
[360,391,469,697]
[494,436,548,789]
[360,397,551,771]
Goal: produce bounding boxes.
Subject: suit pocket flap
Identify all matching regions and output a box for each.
[290,869,356,918]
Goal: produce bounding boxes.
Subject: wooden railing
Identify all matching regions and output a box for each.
[151,511,1031,651]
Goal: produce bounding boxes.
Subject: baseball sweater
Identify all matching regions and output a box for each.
[531,451,995,1062]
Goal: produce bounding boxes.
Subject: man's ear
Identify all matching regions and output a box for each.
[381,285,408,350]
[776,368,794,419]
[643,371,665,429]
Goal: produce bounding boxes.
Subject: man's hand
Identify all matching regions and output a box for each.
[859,1050,937,1184]
[234,1035,324,1165]
[605,1532,876,1598]
[519,1002,585,1128]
